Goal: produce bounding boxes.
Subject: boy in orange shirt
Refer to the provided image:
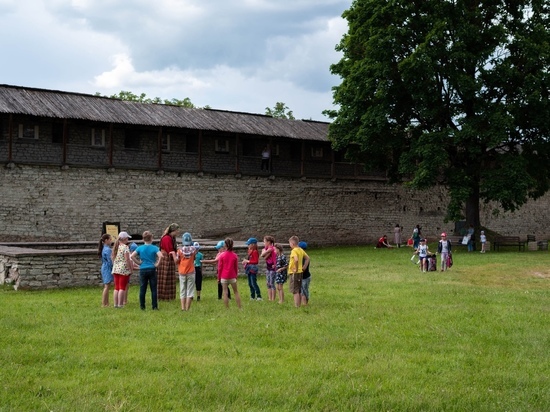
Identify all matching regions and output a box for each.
[173,232,197,311]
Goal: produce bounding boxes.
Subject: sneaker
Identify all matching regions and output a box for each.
[256,297,263,301]
[250,297,255,301]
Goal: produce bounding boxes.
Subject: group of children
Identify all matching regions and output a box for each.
[98,232,311,310]
[411,233,452,272]
[202,235,311,308]
[410,230,488,272]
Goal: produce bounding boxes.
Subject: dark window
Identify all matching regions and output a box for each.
[242,140,258,157]
[289,142,302,161]
[52,123,64,144]
[186,135,198,153]
[124,133,140,149]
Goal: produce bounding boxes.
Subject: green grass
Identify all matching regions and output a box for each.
[1,246,549,411]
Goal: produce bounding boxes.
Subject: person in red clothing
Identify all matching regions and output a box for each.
[218,238,242,309]
[242,237,262,301]
[376,235,393,248]
[157,223,179,300]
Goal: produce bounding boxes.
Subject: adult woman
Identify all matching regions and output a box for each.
[393,224,402,248]
[158,223,179,300]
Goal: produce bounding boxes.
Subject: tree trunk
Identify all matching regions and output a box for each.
[465,185,480,230]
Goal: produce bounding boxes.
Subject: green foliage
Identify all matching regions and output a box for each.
[1,246,550,411]
[328,0,550,224]
[265,102,296,119]
[99,90,197,108]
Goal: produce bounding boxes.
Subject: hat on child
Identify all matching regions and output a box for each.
[245,237,258,245]
[298,241,308,249]
[118,231,131,239]
[215,240,225,250]
[193,241,200,249]
[441,232,446,237]
[182,232,193,246]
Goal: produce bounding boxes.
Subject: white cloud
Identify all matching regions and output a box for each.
[0,0,350,120]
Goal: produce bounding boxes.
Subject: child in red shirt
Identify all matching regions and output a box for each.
[242,237,262,301]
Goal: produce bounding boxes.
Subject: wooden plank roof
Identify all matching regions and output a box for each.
[0,84,329,142]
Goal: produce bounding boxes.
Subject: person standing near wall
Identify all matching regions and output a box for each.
[158,223,179,301]
[467,224,475,252]
[412,226,421,249]
[394,224,402,248]
[98,234,113,307]
[261,145,270,171]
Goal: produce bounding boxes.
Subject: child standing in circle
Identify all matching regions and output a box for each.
[131,231,162,310]
[174,232,197,311]
[111,231,133,308]
[298,241,312,306]
[193,242,204,301]
[243,237,262,301]
[217,238,242,309]
[98,234,113,307]
[202,240,231,300]
[261,235,277,301]
[288,236,309,308]
[275,243,288,304]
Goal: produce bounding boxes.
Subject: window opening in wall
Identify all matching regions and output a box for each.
[91,128,106,147]
[162,134,171,152]
[215,139,230,153]
[289,142,301,160]
[185,135,198,153]
[311,147,324,158]
[242,141,256,157]
[18,124,39,139]
[52,123,64,144]
[124,133,140,150]
[272,144,280,157]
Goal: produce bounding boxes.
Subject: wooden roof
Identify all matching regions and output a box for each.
[0,84,329,142]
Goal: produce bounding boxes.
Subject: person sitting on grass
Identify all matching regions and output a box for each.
[376,235,393,248]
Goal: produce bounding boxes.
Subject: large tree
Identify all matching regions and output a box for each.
[326,0,550,228]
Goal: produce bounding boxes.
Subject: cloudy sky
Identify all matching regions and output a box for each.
[0,0,350,121]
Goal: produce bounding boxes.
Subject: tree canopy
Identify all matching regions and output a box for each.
[265,102,295,120]
[326,0,550,226]
[96,91,198,108]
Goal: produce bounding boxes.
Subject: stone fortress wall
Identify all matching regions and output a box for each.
[1,164,549,245]
[2,164,549,290]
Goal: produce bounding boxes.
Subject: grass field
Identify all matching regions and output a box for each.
[1,245,549,411]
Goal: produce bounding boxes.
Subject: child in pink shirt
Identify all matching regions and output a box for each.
[217,238,242,309]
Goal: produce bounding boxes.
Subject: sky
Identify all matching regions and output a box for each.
[0,0,351,121]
